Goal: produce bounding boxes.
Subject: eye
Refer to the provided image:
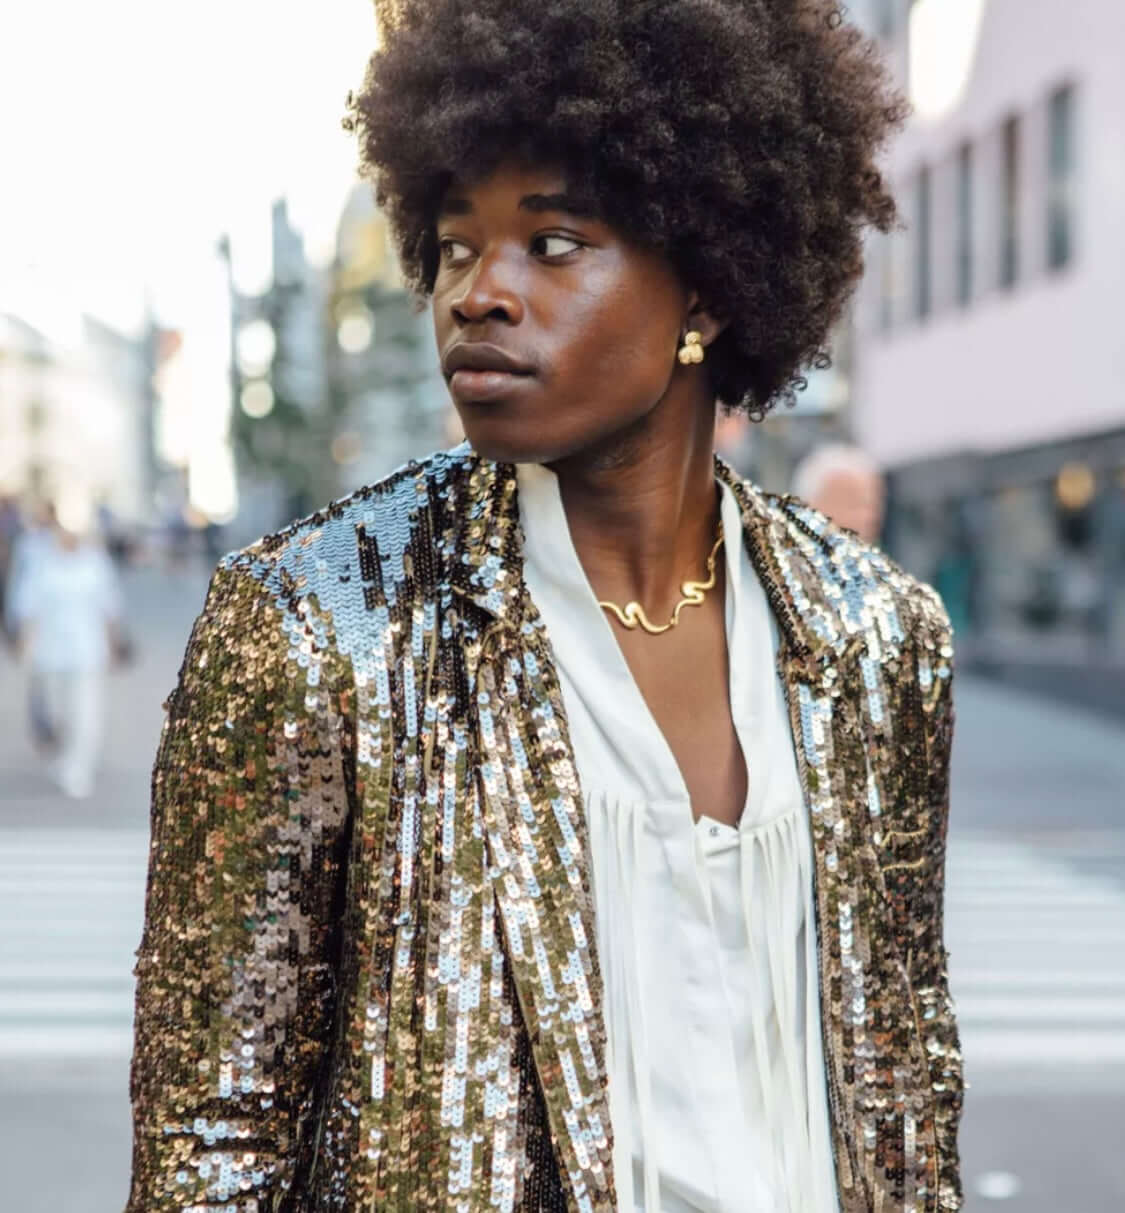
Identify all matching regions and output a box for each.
[439,237,474,266]
[531,234,583,259]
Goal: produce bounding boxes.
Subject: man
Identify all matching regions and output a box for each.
[793,444,886,544]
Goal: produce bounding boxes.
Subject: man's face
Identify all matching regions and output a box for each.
[812,467,885,543]
[431,161,688,464]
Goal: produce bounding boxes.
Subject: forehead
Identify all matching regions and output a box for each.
[437,160,601,219]
[822,465,883,496]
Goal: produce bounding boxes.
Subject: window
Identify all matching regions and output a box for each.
[915,166,932,320]
[955,142,973,305]
[877,0,897,36]
[999,115,1021,288]
[874,231,895,333]
[1047,84,1076,270]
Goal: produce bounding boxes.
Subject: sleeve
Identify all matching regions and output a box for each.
[125,559,353,1211]
[909,594,965,1211]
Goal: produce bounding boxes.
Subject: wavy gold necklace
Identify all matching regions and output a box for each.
[598,524,724,635]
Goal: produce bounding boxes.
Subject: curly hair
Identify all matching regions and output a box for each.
[346,0,905,418]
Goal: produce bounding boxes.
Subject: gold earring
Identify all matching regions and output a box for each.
[677,330,705,365]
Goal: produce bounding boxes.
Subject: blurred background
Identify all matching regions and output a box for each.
[1,0,1123,1209]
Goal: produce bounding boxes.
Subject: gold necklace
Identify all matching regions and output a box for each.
[598,524,724,635]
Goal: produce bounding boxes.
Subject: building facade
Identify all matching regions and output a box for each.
[0,311,156,528]
[851,0,1125,710]
[327,185,449,486]
[225,190,450,547]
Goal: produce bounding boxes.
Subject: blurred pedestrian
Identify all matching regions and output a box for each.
[3,499,53,645]
[96,495,134,566]
[792,443,886,544]
[4,500,62,746]
[0,491,24,632]
[163,500,192,569]
[6,498,124,799]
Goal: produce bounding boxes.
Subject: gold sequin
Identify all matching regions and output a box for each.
[126,445,962,1211]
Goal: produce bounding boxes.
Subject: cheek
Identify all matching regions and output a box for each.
[548,275,678,401]
[431,282,454,343]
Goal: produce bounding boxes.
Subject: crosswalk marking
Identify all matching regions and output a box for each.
[952,996,1125,1023]
[0,989,136,1016]
[3,826,1123,1081]
[954,969,1125,989]
[953,1029,1125,1066]
[945,831,1125,1081]
[0,829,148,1058]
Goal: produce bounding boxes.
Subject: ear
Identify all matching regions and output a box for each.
[683,291,728,349]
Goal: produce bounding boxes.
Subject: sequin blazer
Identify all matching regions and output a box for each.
[127,445,963,1213]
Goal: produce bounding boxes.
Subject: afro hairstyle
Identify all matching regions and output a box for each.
[346,0,905,418]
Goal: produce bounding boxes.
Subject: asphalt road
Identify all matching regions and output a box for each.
[2,559,1123,1211]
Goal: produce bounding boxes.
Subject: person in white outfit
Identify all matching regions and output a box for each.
[7,505,123,799]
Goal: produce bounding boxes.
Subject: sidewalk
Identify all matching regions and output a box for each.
[0,558,211,1213]
[950,666,1125,836]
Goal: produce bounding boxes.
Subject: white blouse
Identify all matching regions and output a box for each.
[517,463,838,1213]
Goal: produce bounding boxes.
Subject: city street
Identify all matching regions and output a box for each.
[2,562,1124,1212]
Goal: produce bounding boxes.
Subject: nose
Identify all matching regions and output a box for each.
[449,248,525,328]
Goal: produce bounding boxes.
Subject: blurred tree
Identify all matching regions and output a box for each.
[231,281,317,518]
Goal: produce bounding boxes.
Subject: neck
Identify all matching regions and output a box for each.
[547,391,720,610]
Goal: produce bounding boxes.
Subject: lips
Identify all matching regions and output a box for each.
[442,342,535,377]
[442,342,536,405]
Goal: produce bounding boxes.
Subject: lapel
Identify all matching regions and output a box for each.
[452,453,927,1212]
[723,464,938,1210]
[722,466,871,1205]
[453,456,616,1209]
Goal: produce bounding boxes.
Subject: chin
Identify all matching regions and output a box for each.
[456,395,654,468]
[457,412,577,467]
[462,432,563,466]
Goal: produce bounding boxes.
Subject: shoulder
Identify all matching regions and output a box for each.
[754,486,953,662]
[216,444,480,607]
[176,449,478,707]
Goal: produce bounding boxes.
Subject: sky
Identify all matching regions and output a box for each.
[0,0,378,339]
[0,0,988,345]
[909,0,987,121]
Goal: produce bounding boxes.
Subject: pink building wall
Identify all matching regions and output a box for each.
[853,0,1125,468]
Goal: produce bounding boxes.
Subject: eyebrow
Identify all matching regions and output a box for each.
[437,192,602,220]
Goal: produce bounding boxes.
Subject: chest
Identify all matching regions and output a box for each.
[613,591,748,826]
[344,577,937,1210]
